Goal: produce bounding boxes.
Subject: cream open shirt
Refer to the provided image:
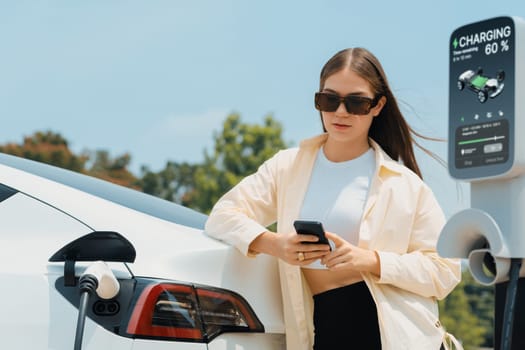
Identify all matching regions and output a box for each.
[205,134,461,350]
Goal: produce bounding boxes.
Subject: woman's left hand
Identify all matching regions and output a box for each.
[321,232,381,276]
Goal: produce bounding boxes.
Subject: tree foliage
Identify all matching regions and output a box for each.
[192,113,288,213]
[439,270,494,349]
[140,113,289,213]
[462,271,495,347]
[0,130,138,188]
[139,161,197,207]
[85,150,139,188]
[0,131,87,172]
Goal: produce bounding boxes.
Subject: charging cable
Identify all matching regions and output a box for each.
[501,258,522,350]
[74,261,120,350]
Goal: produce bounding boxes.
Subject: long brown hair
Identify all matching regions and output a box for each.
[319,47,438,179]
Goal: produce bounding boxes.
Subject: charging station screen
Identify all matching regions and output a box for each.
[449,17,515,179]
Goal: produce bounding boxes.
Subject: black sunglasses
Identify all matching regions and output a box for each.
[314,92,381,115]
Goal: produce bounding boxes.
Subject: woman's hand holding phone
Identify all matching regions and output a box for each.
[320,232,381,276]
[285,220,333,265]
[249,229,331,266]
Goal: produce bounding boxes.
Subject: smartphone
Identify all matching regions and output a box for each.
[293,220,331,249]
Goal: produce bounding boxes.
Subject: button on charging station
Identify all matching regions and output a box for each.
[484,143,503,153]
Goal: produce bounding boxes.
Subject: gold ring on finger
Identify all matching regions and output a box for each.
[298,252,305,261]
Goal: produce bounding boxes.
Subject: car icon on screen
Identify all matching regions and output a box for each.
[457,68,505,103]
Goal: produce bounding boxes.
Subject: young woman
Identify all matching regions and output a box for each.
[205,48,461,350]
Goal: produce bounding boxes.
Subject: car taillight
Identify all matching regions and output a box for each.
[126,282,264,343]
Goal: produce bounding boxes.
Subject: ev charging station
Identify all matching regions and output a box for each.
[437,16,525,350]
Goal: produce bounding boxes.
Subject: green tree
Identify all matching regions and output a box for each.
[190,113,288,213]
[439,270,491,350]
[85,150,139,189]
[141,113,289,213]
[0,130,87,172]
[0,131,138,187]
[139,161,197,206]
[463,272,495,347]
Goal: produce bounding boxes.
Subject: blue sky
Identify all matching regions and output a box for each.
[1,0,524,217]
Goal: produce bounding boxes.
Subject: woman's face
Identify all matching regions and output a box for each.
[321,68,385,147]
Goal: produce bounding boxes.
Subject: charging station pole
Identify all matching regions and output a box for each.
[437,16,525,350]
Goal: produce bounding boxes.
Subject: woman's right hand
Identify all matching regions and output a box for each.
[250,231,331,266]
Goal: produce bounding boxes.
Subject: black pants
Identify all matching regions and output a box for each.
[312,281,381,350]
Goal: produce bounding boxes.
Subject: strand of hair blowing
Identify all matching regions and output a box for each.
[368,89,423,178]
[358,49,440,180]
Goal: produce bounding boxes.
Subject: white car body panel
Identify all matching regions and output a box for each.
[0,154,285,349]
[207,333,287,349]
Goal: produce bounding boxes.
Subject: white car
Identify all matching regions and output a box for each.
[0,152,285,350]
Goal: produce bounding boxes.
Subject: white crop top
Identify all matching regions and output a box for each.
[299,147,375,269]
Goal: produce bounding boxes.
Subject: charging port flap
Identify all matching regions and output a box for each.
[49,231,136,286]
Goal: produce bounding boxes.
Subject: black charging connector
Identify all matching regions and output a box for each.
[74,274,98,350]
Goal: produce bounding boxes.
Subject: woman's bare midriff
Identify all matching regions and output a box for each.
[302,267,364,295]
